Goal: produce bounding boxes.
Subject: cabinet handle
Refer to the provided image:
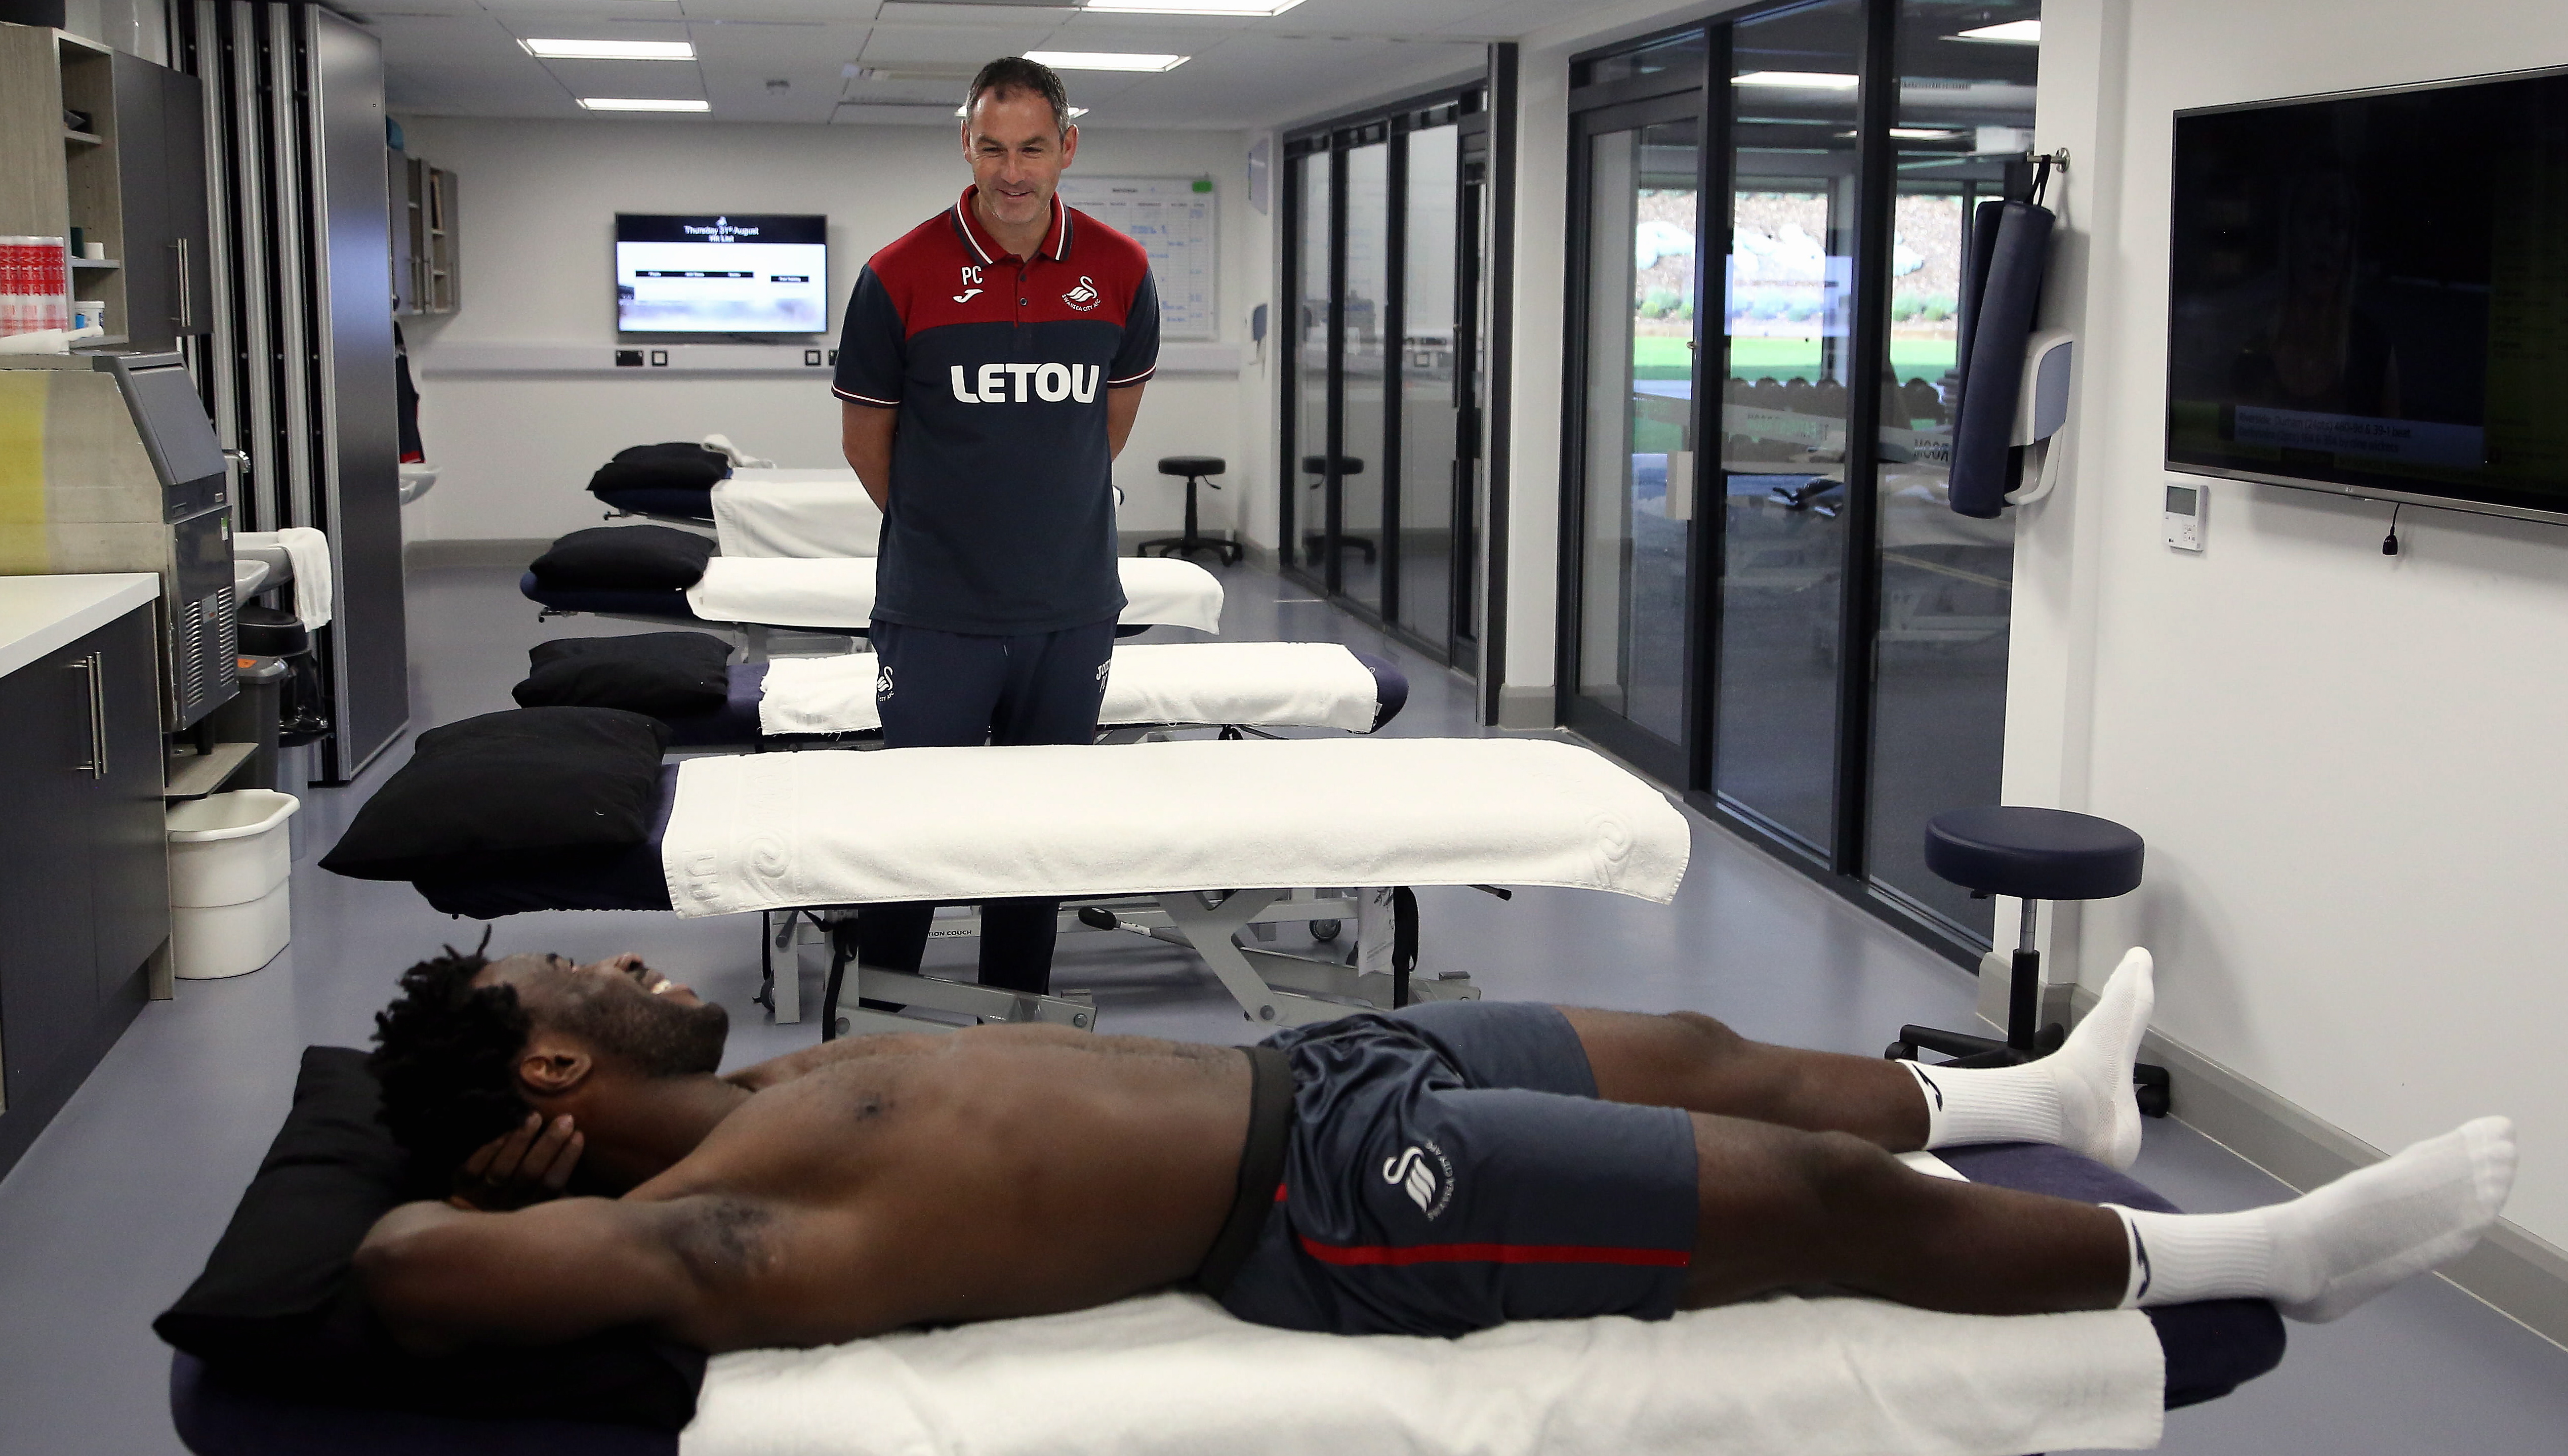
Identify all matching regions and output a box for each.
[173,238,192,329]
[67,652,107,779]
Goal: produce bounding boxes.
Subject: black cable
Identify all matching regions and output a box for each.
[2383,502,2403,556]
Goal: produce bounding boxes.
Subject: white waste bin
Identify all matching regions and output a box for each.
[167,789,300,980]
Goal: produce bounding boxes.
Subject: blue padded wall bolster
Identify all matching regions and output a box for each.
[1948,200,2056,519]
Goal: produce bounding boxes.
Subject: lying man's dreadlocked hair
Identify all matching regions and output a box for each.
[369,931,534,1174]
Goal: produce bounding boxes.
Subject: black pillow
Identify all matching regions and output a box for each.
[588,442,729,498]
[516,633,731,719]
[319,707,671,882]
[529,526,716,591]
[156,1047,705,1429]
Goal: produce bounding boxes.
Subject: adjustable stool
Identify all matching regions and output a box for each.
[1139,455,1241,566]
[1888,805,2171,1117]
[1298,454,1377,564]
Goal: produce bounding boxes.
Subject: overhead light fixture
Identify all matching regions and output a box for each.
[1083,0,1303,13]
[1024,50,1190,72]
[1951,20,2040,44]
[579,97,710,111]
[523,38,697,61]
[1732,70,1859,89]
[1890,127,1963,139]
[955,105,1091,117]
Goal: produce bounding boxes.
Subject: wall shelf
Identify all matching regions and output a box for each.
[70,257,117,269]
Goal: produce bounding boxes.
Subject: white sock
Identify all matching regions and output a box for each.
[2109,1116,2516,1321]
[1904,946,2155,1170]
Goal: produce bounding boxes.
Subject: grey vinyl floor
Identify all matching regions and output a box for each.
[0,559,2562,1453]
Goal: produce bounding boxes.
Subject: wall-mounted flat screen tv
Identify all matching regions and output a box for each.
[2168,68,2568,523]
[615,214,828,334]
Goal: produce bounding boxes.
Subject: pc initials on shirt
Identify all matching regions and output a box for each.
[948,362,1104,404]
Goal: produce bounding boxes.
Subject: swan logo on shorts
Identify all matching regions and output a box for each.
[1063,275,1102,312]
[875,664,894,702]
[1383,1142,1454,1219]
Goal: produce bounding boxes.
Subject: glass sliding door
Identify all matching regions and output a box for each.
[1567,105,1702,777]
[1287,146,1332,574]
[1397,122,1462,652]
[1335,139,1392,609]
[1282,90,1492,672]
[1708,0,1867,860]
[1860,0,2040,940]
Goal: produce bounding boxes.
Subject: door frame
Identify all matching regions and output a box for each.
[1559,0,1995,969]
[1556,80,1716,790]
[1280,83,1491,671]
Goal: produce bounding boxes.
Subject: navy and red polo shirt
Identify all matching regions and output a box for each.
[833,186,1159,635]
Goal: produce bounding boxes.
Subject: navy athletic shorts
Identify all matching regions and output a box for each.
[1204,1001,1699,1338]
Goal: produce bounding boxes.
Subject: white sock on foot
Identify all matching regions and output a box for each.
[1904,945,2155,1170]
[2111,1116,2516,1321]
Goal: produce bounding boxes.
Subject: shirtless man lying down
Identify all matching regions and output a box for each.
[356,943,2515,1354]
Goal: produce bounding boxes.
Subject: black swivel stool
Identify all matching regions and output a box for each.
[1889,805,2171,1116]
[1138,455,1240,566]
[1299,454,1378,564]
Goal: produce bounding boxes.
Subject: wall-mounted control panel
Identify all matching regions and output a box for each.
[2164,481,2205,551]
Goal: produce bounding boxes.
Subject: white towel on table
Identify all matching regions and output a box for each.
[685,557,1225,634]
[711,469,883,559]
[757,642,1385,737]
[679,1287,2163,1456]
[238,527,333,630]
[659,736,1689,918]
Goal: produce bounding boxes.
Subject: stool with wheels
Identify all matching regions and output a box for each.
[1888,805,2172,1117]
[1138,455,1241,565]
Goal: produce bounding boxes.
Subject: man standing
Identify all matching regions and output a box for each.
[832,58,1158,996]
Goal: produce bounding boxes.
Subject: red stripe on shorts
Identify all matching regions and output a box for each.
[1296,1236,1691,1268]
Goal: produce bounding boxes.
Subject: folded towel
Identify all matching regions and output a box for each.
[685,557,1225,634]
[659,736,1691,919]
[239,527,333,630]
[757,642,1383,736]
[710,469,883,559]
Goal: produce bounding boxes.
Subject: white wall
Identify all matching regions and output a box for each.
[2022,0,2568,1254]
[394,116,1259,545]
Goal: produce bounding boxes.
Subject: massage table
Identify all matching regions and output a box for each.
[544,641,1410,748]
[524,554,1227,655]
[165,1138,2286,1456]
[370,736,1689,1038]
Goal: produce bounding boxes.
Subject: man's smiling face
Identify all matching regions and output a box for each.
[963,87,1077,239]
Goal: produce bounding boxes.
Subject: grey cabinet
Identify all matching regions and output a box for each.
[0,602,169,1180]
[109,52,211,352]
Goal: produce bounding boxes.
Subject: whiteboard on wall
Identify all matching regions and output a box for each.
[1057,177,1217,341]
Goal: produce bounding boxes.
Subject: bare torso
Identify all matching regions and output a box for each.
[632,1026,1251,1351]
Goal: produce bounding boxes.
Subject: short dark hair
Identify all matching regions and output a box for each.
[965,56,1071,137]
[369,938,533,1174]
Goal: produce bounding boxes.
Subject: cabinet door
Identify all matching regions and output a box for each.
[84,608,171,1002]
[111,51,173,351]
[0,644,102,1111]
[159,65,212,338]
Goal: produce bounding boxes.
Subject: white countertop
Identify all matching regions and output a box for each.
[0,574,160,678]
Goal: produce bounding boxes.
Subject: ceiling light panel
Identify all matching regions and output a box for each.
[1952,20,2041,44]
[579,97,710,110]
[1082,0,1304,14]
[524,38,696,61]
[1024,49,1190,71]
[1732,70,1859,89]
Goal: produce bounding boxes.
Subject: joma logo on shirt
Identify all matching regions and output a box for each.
[948,363,1103,404]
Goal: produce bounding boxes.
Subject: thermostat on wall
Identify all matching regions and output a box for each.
[2164,482,2205,551]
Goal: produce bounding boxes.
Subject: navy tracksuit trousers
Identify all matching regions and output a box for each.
[849,617,1117,993]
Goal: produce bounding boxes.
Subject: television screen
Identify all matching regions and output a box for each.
[615,214,828,334]
[2167,68,2568,521]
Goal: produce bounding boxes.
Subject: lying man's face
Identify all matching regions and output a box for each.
[477,952,729,1078]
